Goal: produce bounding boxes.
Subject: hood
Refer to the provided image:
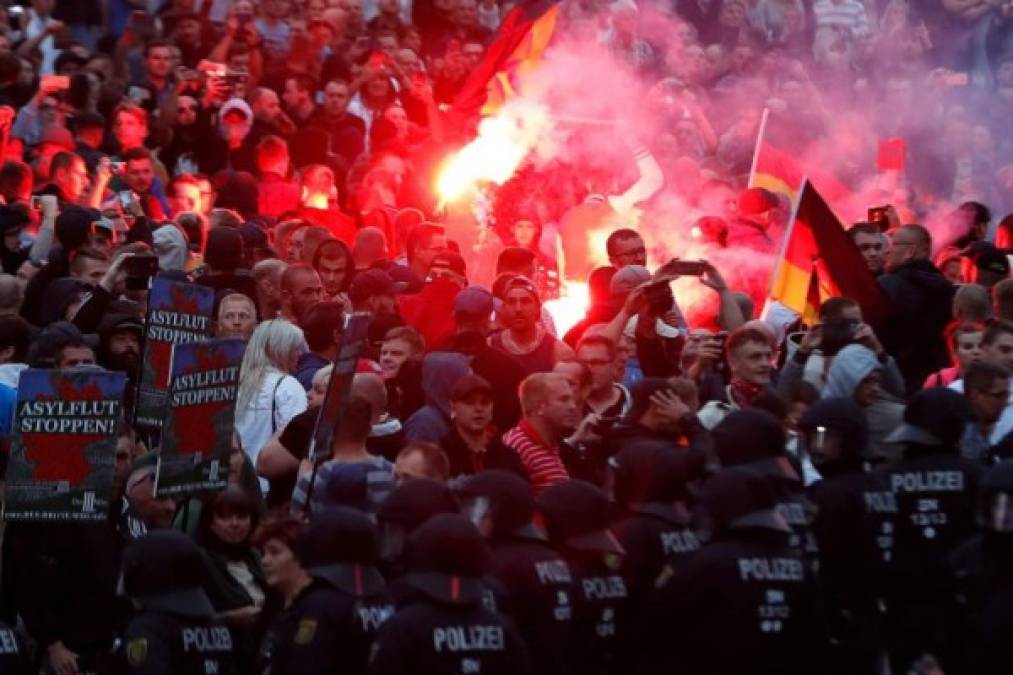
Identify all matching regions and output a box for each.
[420,351,472,417]
[218,98,253,141]
[152,225,188,272]
[822,344,881,400]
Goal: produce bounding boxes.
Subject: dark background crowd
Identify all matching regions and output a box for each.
[0,0,1011,673]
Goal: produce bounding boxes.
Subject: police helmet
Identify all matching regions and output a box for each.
[536,480,625,556]
[377,479,457,562]
[303,507,385,596]
[698,467,789,537]
[122,530,214,617]
[404,514,490,604]
[456,470,540,538]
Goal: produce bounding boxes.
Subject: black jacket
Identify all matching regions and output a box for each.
[262,567,393,675]
[640,526,828,675]
[487,533,576,675]
[557,548,629,675]
[445,332,526,431]
[877,259,954,394]
[122,611,234,675]
[440,426,527,479]
[369,574,532,675]
[948,532,1013,675]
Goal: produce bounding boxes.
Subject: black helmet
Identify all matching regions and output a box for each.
[713,409,797,480]
[978,461,1013,533]
[536,480,624,556]
[302,507,385,597]
[611,444,692,508]
[885,387,969,450]
[122,531,214,618]
[377,479,457,564]
[698,467,789,537]
[457,470,539,537]
[404,514,490,604]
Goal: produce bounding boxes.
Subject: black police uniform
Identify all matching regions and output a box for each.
[641,467,828,675]
[261,507,395,675]
[713,410,820,565]
[376,479,458,580]
[0,620,30,675]
[879,429,981,669]
[458,470,576,675]
[946,462,1013,675]
[368,515,533,675]
[801,398,893,675]
[119,531,235,675]
[537,480,629,675]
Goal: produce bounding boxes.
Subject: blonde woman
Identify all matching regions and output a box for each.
[235,319,308,490]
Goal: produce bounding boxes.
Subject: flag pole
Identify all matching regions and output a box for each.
[747,107,770,190]
[761,177,809,321]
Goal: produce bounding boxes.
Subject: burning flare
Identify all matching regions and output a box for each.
[436,101,553,207]
[544,281,590,338]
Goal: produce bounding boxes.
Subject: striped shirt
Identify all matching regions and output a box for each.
[290,455,395,516]
[813,0,870,37]
[502,420,570,495]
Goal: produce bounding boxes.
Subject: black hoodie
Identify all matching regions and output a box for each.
[877,258,955,395]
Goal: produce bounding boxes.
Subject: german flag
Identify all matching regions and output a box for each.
[749,109,852,207]
[768,180,888,326]
[450,0,559,120]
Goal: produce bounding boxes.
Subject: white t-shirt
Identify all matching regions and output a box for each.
[235,371,307,490]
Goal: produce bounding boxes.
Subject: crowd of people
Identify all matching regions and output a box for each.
[0,0,1012,673]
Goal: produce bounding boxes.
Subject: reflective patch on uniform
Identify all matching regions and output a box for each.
[369,642,381,663]
[655,564,674,588]
[126,638,148,666]
[295,619,318,645]
[604,553,622,571]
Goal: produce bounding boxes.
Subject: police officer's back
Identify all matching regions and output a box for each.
[643,467,828,675]
[376,479,458,580]
[536,480,628,675]
[947,461,1013,674]
[368,514,532,675]
[457,470,575,675]
[799,397,893,675]
[264,507,394,675]
[713,409,820,563]
[120,530,235,675]
[879,388,981,673]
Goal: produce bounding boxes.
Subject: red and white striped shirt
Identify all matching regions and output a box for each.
[502,419,570,495]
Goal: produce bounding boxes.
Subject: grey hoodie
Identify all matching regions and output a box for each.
[403,351,472,443]
[152,224,188,271]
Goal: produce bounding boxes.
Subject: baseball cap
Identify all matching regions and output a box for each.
[430,249,467,277]
[498,275,539,303]
[450,374,493,402]
[453,286,494,316]
[349,269,396,304]
[610,264,651,296]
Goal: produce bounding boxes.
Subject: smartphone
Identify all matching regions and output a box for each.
[118,191,136,209]
[42,74,71,91]
[124,254,159,279]
[867,206,890,228]
[661,259,708,277]
[110,161,126,174]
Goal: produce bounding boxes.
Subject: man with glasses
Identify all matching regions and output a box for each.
[606,228,647,269]
[960,361,1011,462]
[575,334,630,419]
[878,224,955,394]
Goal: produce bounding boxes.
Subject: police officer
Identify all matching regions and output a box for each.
[799,397,893,675]
[713,409,820,564]
[0,618,30,674]
[262,507,394,675]
[376,479,458,580]
[948,461,1013,674]
[368,514,533,675]
[536,480,628,675]
[642,467,828,675]
[120,530,235,675]
[457,470,575,675]
[879,387,980,674]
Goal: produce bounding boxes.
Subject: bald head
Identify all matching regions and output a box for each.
[953,282,991,323]
[519,372,567,416]
[353,226,388,267]
[351,372,387,424]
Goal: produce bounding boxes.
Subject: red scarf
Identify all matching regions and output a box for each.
[730,378,764,408]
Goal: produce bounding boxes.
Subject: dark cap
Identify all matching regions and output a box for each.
[699,466,788,533]
[450,374,493,402]
[204,227,245,271]
[498,275,539,303]
[27,320,98,367]
[56,206,100,250]
[0,205,30,235]
[457,470,536,535]
[72,111,106,131]
[302,507,386,596]
[377,479,457,532]
[536,480,624,555]
[239,222,270,252]
[431,249,467,277]
[349,269,396,304]
[98,313,145,340]
[453,286,494,316]
[626,377,678,422]
[122,531,214,618]
[885,386,968,448]
[403,514,489,603]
